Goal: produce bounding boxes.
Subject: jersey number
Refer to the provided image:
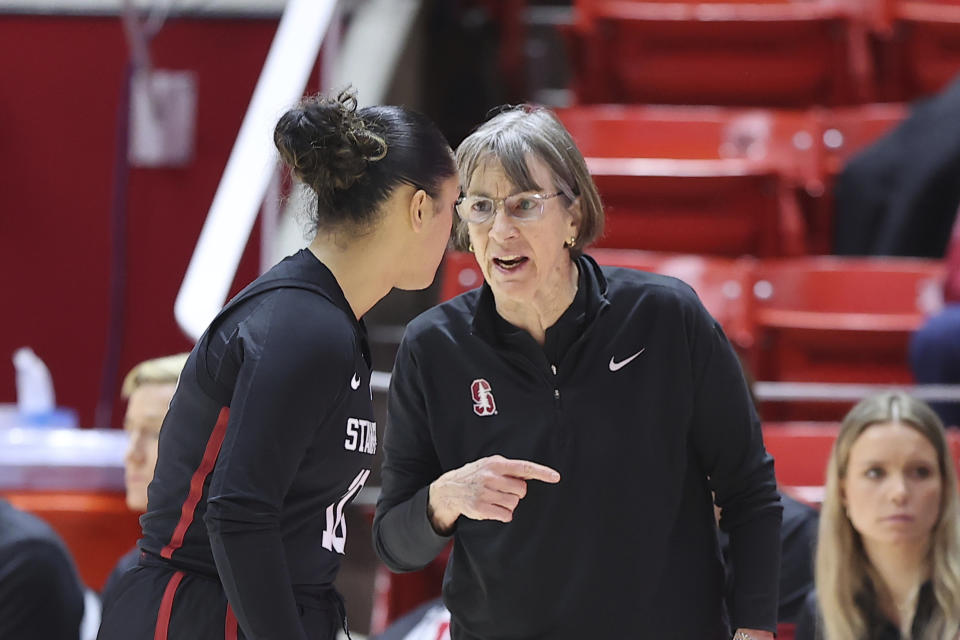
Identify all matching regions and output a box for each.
[321,469,370,554]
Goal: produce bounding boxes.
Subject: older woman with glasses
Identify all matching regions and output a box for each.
[373,106,782,640]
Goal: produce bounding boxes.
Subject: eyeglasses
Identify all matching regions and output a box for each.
[455,192,563,224]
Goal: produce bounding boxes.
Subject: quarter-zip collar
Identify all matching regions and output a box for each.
[470,254,610,362]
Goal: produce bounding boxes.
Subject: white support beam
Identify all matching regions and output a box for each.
[174,0,338,339]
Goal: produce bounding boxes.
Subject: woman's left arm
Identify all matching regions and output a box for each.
[687,306,783,634]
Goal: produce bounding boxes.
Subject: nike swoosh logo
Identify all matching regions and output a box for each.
[350,373,360,390]
[609,348,645,372]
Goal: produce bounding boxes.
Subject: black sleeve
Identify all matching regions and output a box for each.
[373,335,452,572]
[687,302,782,633]
[0,538,84,640]
[778,495,819,623]
[204,293,352,640]
[794,590,821,640]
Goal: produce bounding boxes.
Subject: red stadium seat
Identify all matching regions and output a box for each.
[555,105,819,256]
[882,1,960,100]
[566,1,871,106]
[749,257,945,389]
[553,103,908,256]
[589,160,806,256]
[815,103,908,178]
[557,105,819,174]
[763,422,840,488]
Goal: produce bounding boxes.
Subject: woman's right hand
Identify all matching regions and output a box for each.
[427,455,561,535]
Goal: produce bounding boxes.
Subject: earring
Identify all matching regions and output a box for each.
[468,243,475,252]
[563,236,576,249]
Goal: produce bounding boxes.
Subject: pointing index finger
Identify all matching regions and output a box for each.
[501,458,561,483]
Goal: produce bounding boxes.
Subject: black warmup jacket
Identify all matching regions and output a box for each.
[137,250,377,640]
[374,254,782,639]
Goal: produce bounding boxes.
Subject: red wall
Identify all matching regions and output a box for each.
[0,14,315,426]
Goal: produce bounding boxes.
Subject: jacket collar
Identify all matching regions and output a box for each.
[469,253,610,344]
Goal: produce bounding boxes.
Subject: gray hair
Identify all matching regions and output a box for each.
[453,105,604,256]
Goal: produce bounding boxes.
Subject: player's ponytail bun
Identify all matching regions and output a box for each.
[274,87,455,231]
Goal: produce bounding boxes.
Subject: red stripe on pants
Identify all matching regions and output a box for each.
[225,603,238,640]
[161,407,231,559]
[153,571,185,640]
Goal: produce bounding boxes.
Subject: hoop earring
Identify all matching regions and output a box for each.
[468,243,475,252]
[563,236,576,249]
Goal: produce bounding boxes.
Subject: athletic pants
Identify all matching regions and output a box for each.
[97,559,345,640]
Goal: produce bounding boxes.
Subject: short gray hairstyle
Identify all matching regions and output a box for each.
[454,105,604,256]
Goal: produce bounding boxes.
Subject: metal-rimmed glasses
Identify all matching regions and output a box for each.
[455,191,563,224]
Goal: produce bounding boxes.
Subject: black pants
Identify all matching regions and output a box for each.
[97,562,344,640]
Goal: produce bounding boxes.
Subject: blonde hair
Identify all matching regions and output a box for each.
[815,392,960,639]
[453,105,604,257]
[121,353,189,399]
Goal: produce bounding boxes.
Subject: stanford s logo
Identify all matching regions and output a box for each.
[471,378,498,416]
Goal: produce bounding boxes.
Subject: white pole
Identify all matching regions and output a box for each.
[175,0,339,340]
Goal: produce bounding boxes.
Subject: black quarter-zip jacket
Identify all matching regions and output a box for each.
[374,254,782,639]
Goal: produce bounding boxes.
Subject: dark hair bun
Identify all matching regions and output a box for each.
[272,87,455,232]
[274,88,388,207]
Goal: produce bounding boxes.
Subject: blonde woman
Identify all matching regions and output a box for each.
[119,354,189,514]
[796,392,960,639]
[99,353,189,604]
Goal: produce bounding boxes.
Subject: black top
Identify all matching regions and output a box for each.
[138,250,377,640]
[0,498,84,640]
[101,546,140,603]
[374,254,783,639]
[796,580,939,640]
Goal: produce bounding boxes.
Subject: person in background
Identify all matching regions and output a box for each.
[97,88,459,640]
[834,74,960,258]
[910,206,960,428]
[374,104,782,639]
[0,498,85,640]
[796,392,960,639]
[99,353,189,602]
